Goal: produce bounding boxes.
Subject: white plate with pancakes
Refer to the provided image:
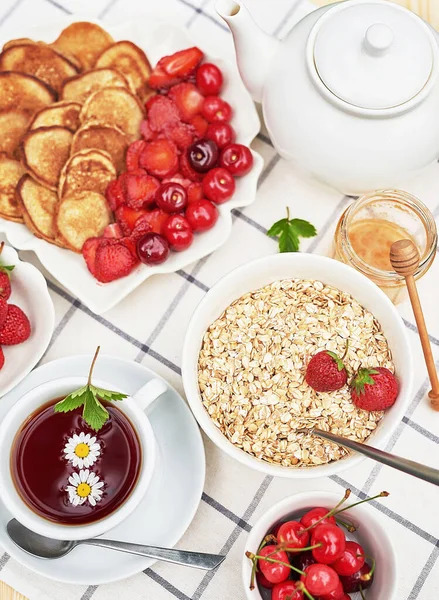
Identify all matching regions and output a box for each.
[0,16,263,314]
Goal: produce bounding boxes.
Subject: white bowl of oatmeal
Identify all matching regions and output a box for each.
[182,253,413,478]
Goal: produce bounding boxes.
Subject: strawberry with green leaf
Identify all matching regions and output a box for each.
[305,342,349,393]
[350,367,398,411]
[267,207,317,253]
[54,347,127,431]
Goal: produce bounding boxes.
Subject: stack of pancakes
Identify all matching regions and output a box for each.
[0,22,152,252]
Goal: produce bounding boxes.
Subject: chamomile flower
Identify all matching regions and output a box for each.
[67,469,104,507]
[63,432,101,468]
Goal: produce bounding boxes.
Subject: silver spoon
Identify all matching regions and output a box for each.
[7,519,225,570]
[302,427,439,486]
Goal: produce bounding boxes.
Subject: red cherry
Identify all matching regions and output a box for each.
[300,507,336,530]
[291,550,316,580]
[256,570,275,590]
[277,521,309,551]
[332,541,365,576]
[206,122,236,148]
[311,523,346,564]
[318,579,345,599]
[202,167,235,204]
[187,182,204,203]
[300,564,340,596]
[272,582,303,600]
[202,95,232,123]
[219,143,253,176]
[196,63,224,95]
[340,563,374,593]
[258,545,290,584]
[163,214,193,251]
[187,139,219,173]
[185,199,218,232]
[136,232,169,265]
[155,182,188,213]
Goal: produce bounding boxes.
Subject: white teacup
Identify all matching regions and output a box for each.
[0,376,167,541]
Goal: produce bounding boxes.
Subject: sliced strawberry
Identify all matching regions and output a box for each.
[164,122,195,150]
[95,239,139,283]
[162,173,192,188]
[187,182,203,203]
[131,218,152,242]
[125,172,161,209]
[136,208,169,235]
[140,119,156,141]
[115,205,149,235]
[189,114,209,138]
[103,223,124,238]
[139,139,179,179]
[179,151,203,181]
[157,47,204,78]
[82,237,104,277]
[105,179,126,211]
[168,82,204,122]
[149,66,180,90]
[126,139,147,171]
[146,96,180,132]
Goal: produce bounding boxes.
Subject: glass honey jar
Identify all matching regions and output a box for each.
[332,190,438,303]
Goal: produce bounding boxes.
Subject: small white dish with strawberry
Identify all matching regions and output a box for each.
[0,243,54,398]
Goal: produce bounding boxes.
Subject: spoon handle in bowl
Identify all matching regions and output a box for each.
[308,428,439,486]
[81,539,225,570]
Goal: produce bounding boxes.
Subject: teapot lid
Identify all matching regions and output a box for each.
[312,1,434,110]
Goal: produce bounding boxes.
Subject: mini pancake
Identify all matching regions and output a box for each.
[29,101,82,132]
[21,126,73,190]
[16,174,58,241]
[0,155,24,222]
[80,87,143,139]
[3,38,35,51]
[0,72,56,113]
[71,122,128,173]
[0,44,78,94]
[52,22,114,70]
[0,109,31,157]
[61,68,132,103]
[94,41,152,100]
[59,148,116,198]
[56,190,112,252]
[2,38,81,70]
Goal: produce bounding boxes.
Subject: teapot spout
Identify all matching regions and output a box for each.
[215,0,280,102]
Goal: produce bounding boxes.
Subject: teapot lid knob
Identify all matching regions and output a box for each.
[364,23,394,56]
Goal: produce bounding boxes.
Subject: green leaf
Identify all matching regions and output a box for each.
[91,385,127,402]
[267,218,288,238]
[54,387,89,413]
[83,388,109,432]
[327,351,346,372]
[352,368,379,395]
[267,209,317,254]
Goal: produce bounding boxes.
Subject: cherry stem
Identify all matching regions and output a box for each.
[333,491,389,517]
[302,489,351,532]
[248,535,273,590]
[0,242,3,255]
[296,581,315,600]
[245,552,305,576]
[275,543,322,554]
[336,517,357,533]
[88,346,101,385]
[359,586,366,600]
[362,556,376,581]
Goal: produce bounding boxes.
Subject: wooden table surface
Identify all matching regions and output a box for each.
[0,581,27,600]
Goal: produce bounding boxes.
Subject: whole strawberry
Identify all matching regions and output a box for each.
[0,305,31,345]
[0,242,14,301]
[0,297,8,330]
[351,367,398,411]
[305,350,348,392]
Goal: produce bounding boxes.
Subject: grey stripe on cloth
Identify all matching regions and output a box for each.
[186,0,210,27]
[80,585,98,600]
[144,570,192,600]
[403,416,439,444]
[177,0,229,31]
[40,300,80,360]
[307,195,351,253]
[0,0,26,26]
[232,209,269,235]
[176,270,210,293]
[361,372,433,495]
[272,0,305,36]
[407,544,439,600]
[0,552,10,572]
[192,475,273,600]
[330,475,438,546]
[202,492,251,532]
[98,0,120,18]
[403,318,439,346]
[44,0,72,13]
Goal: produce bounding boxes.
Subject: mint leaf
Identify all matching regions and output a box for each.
[53,347,127,431]
[267,208,317,253]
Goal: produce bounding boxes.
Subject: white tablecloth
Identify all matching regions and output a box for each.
[1,0,439,598]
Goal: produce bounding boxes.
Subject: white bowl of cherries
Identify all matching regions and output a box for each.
[243,490,397,600]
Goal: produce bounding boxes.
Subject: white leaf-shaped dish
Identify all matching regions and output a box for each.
[0,16,263,314]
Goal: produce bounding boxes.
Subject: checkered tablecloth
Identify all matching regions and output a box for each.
[1,0,439,598]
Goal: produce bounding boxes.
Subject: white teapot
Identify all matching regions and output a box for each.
[216,0,439,195]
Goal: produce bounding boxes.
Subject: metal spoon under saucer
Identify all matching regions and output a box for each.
[7,519,225,570]
[301,428,439,487]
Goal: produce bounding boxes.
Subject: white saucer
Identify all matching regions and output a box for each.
[0,355,205,585]
[0,245,54,398]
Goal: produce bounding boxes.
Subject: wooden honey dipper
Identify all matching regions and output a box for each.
[390,239,439,410]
